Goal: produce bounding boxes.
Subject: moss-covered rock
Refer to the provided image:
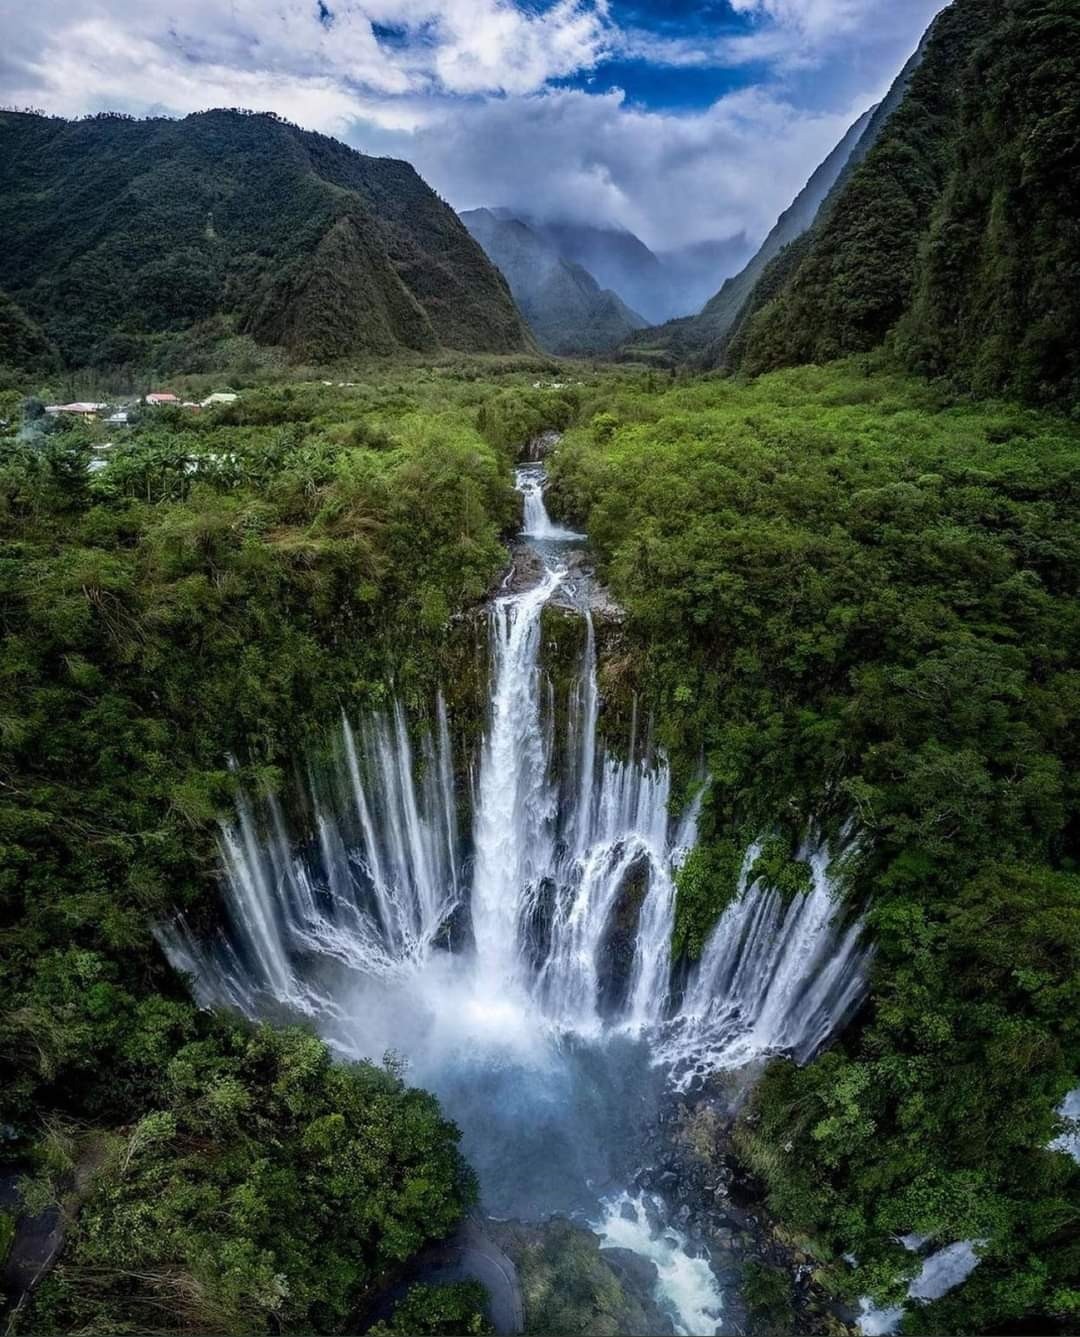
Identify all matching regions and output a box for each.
[488,1218,674,1336]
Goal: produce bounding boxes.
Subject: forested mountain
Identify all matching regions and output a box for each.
[624,23,940,372]
[626,106,876,365]
[728,0,1080,405]
[472,212,749,326]
[522,217,670,323]
[0,109,532,371]
[461,208,647,354]
[0,291,58,377]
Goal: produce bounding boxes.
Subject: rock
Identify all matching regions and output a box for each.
[600,1246,661,1298]
[522,429,562,461]
[502,544,547,595]
[488,1218,675,1337]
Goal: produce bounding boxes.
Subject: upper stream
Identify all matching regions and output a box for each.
[163,464,870,1335]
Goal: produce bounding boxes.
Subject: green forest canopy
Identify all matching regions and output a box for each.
[1,357,1078,1333]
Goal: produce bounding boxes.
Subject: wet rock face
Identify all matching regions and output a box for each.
[502,542,625,622]
[636,1089,858,1337]
[550,552,626,621]
[596,852,650,1018]
[523,429,563,461]
[502,543,548,595]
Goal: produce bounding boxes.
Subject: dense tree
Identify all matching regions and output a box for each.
[549,359,1080,1330]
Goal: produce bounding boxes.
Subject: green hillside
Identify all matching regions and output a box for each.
[0,290,58,379]
[0,109,532,371]
[731,0,1080,405]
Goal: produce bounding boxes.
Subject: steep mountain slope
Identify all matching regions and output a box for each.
[626,106,877,365]
[520,217,669,323]
[623,50,943,372]
[624,22,944,370]
[0,109,531,369]
[518,216,753,324]
[0,290,58,376]
[462,208,647,355]
[733,0,1080,405]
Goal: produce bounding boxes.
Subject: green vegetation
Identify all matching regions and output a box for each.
[672,839,745,961]
[0,109,531,375]
[368,1282,492,1335]
[732,0,1080,406]
[0,290,58,382]
[0,364,575,1333]
[3,343,1079,1334]
[742,1260,795,1336]
[548,359,1080,1331]
[28,1031,473,1334]
[489,1219,668,1336]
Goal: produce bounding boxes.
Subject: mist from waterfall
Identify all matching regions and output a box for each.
[161,463,871,1335]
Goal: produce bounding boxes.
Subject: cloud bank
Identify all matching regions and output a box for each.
[0,0,948,250]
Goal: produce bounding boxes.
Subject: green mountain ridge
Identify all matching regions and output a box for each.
[0,109,532,371]
[729,0,1080,405]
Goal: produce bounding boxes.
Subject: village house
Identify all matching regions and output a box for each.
[145,391,179,406]
[45,402,109,417]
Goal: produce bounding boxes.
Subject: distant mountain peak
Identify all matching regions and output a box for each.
[461,207,647,356]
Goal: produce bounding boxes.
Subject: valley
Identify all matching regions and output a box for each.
[1,1,1078,1334]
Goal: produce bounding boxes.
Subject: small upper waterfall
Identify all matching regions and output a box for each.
[519,463,585,541]
[160,459,872,1336]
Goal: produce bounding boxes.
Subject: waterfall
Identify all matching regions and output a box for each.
[519,463,585,541]
[159,460,874,1336]
[162,463,869,1063]
[659,841,872,1087]
[593,1192,725,1336]
[471,568,563,980]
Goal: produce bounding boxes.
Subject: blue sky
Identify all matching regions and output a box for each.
[0,0,948,249]
[559,1,768,110]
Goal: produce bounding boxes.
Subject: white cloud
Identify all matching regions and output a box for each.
[352,83,870,249]
[0,0,950,251]
[729,0,867,38]
[723,0,948,66]
[2,0,612,104]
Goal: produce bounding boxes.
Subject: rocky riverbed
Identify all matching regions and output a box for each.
[636,1077,858,1337]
